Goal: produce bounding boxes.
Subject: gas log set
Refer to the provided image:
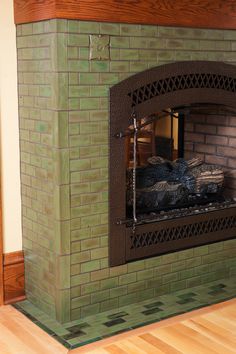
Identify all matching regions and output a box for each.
[127,156,225,215]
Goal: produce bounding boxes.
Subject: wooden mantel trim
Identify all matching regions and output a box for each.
[14,0,236,30]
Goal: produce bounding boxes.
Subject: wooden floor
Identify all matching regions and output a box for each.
[0,299,235,354]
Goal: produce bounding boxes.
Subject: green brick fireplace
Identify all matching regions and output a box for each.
[16,19,236,323]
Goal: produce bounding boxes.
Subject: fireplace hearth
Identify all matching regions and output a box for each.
[109,61,236,266]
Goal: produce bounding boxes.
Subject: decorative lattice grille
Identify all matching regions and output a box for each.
[128,73,236,106]
[131,216,236,249]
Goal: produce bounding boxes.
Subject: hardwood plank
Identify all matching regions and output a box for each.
[0,306,67,354]
[151,326,218,354]
[172,322,235,354]
[202,312,236,332]
[139,333,181,353]
[14,0,236,30]
[185,318,236,352]
[127,336,164,354]
[117,340,147,354]
[104,344,128,354]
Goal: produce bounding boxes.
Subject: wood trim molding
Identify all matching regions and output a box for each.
[3,251,25,305]
[0,179,3,306]
[14,0,236,29]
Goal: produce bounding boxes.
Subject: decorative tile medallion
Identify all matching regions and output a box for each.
[89,34,110,60]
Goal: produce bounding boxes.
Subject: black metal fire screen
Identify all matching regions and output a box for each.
[109,61,236,266]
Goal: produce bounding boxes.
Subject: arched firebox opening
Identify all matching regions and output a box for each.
[109,61,236,266]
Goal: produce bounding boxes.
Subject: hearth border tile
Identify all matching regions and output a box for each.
[13,277,236,350]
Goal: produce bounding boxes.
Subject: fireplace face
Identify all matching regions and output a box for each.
[109,61,236,266]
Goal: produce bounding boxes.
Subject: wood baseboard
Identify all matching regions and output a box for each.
[3,251,25,305]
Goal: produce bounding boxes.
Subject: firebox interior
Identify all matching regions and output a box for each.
[109,61,236,266]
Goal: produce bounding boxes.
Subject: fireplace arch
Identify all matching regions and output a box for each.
[109,61,236,266]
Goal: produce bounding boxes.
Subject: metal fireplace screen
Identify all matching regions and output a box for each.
[109,61,236,267]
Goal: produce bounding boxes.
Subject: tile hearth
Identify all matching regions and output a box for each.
[14,277,236,350]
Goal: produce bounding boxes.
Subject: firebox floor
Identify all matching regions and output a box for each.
[13,277,236,350]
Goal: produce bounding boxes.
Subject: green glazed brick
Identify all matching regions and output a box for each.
[91,202,108,214]
[69,73,79,85]
[79,73,99,84]
[99,73,119,84]
[69,85,90,98]
[140,25,157,37]
[179,268,195,280]
[80,193,100,205]
[69,135,90,148]
[39,86,52,97]
[178,249,194,260]
[119,292,139,307]
[193,245,209,256]
[91,289,110,304]
[79,21,100,34]
[90,181,107,193]
[70,172,81,183]
[90,61,109,72]
[70,182,90,195]
[100,23,120,35]
[79,47,89,59]
[68,47,79,59]
[68,60,89,72]
[119,272,137,285]
[91,225,108,237]
[81,214,101,228]
[71,250,90,265]
[69,98,80,110]
[110,285,127,299]
[70,195,81,208]
[80,169,100,182]
[81,260,100,273]
[71,294,91,309]
[79,145,100,158]
[110,36,130,48]
[130,61,148,72]
[91,247,108,260]
[69,110,89,123]
[80,98,100,110]
[81,281,100,295]
[100,298,119,312]
[68,34,89,46]
[120,25,140,36]
[90,85,108,97]
[71,273,90,287]
[110,61,130,72]
[69,123,80,135]
[185,257,202,268]
[90,268,109,282]
[71,204,91,218]
[90,110,108,121]
[68,20,80,33]
[170,280,187,292]
[81,237,100,251]
[119,49,139,60]
[162,272,178,284]
[80,303,100,318]
[137,269,153,281]
[71,228,91,242]
[128,280,146,293]
[209,242,224,253]
[21,23,33,35]
[71,263,81,276]
[70,158,91,172]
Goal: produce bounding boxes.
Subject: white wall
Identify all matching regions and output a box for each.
[0,0,22,252]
